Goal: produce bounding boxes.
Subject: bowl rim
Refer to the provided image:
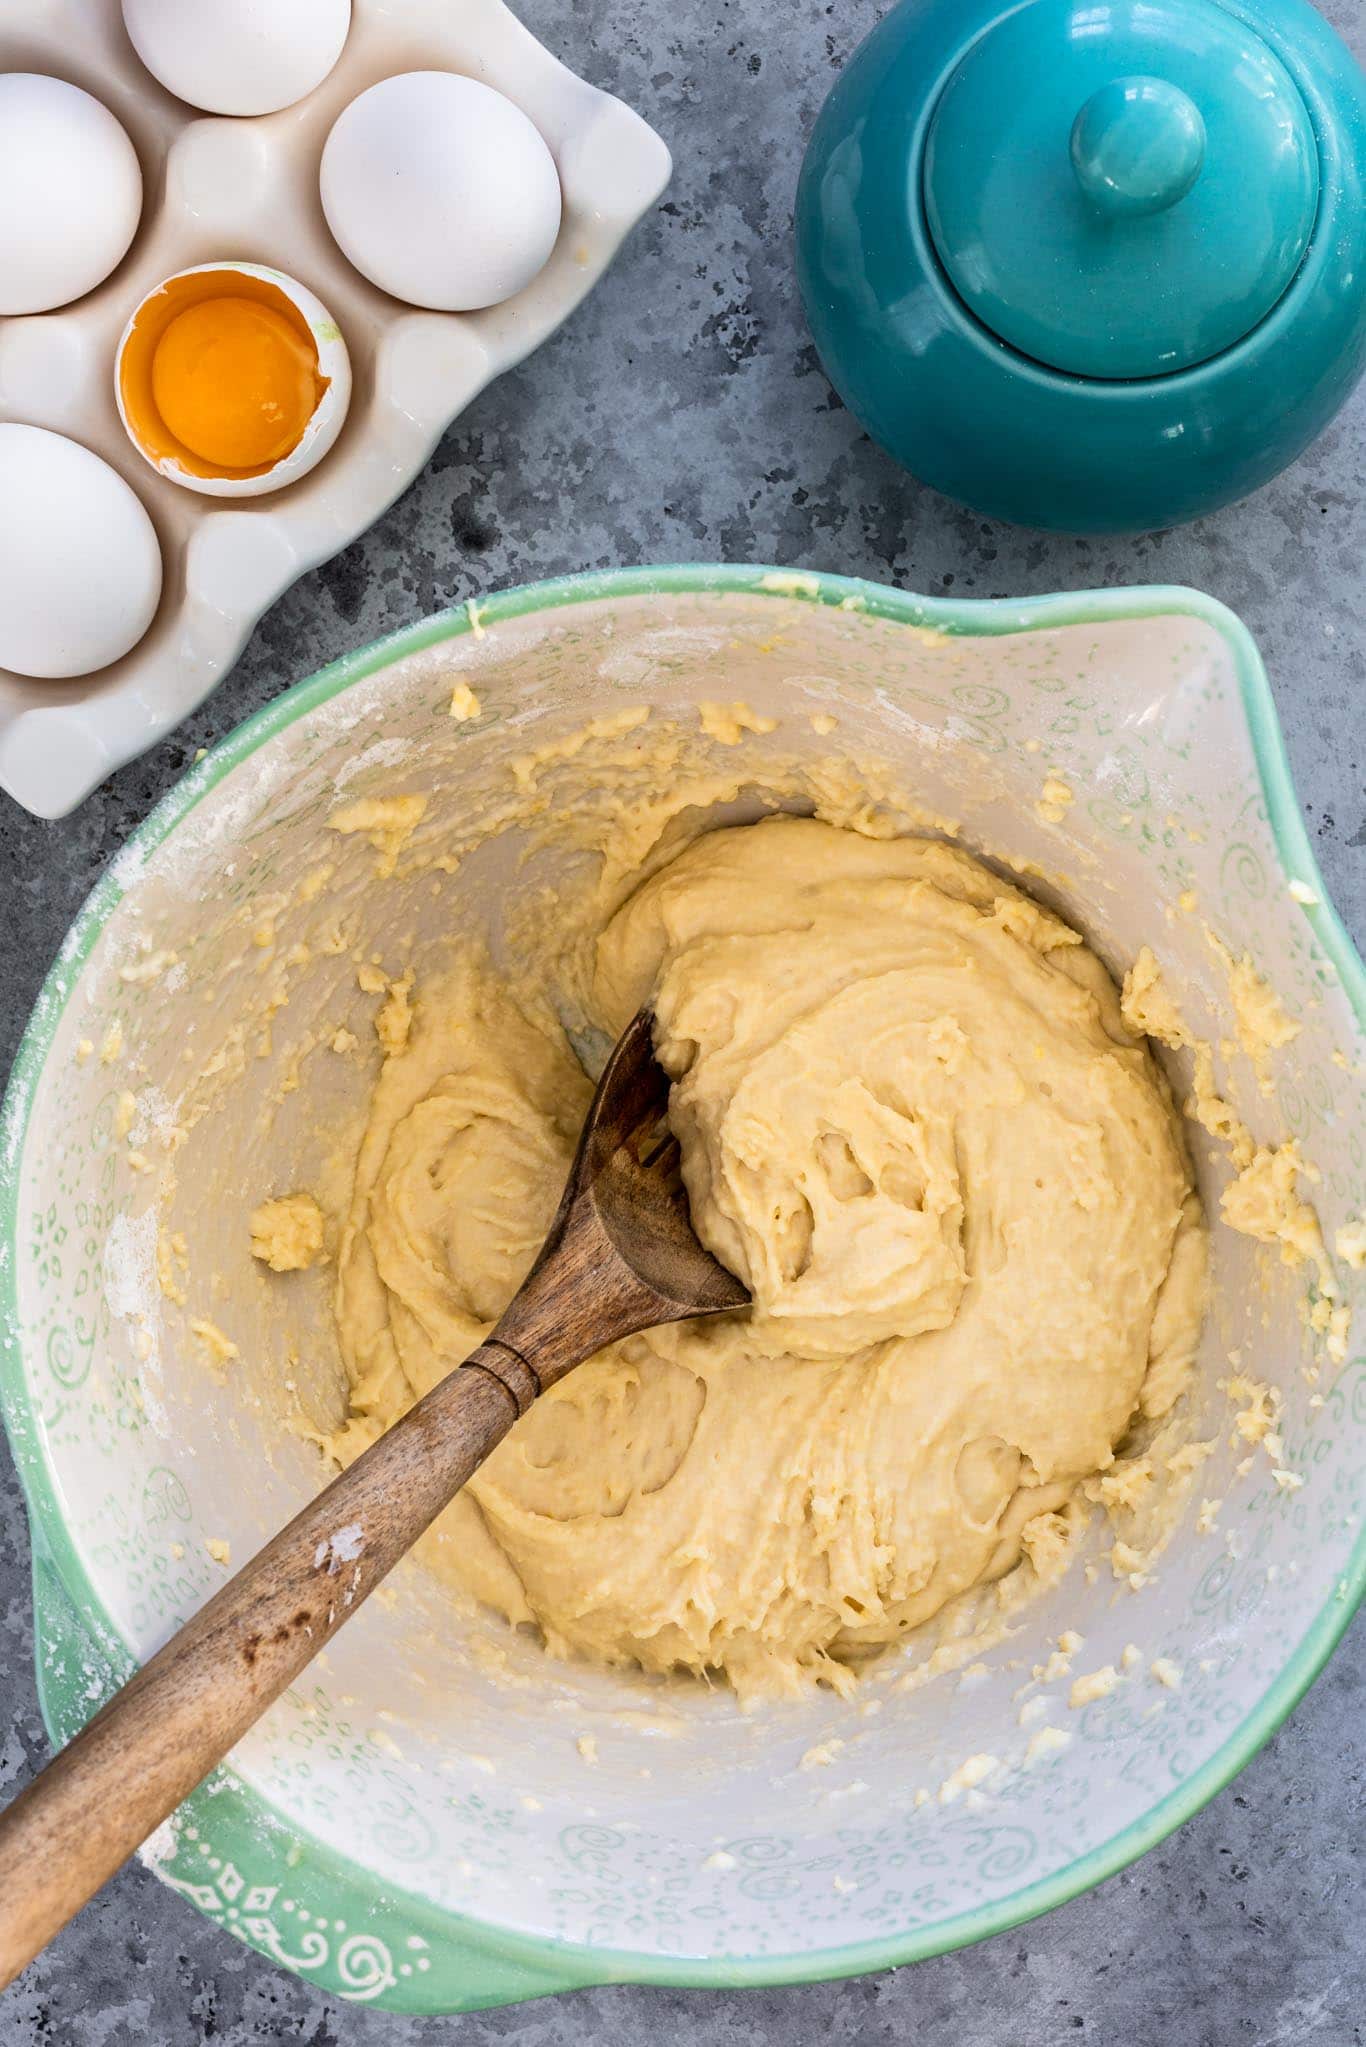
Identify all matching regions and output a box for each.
[3,561,1364,2005]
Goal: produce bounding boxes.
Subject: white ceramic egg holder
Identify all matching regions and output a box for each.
[0,0,670,819]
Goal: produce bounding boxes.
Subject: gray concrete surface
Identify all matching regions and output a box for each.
[3,0,1365,2039]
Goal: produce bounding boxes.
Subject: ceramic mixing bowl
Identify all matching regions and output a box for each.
[2,566,1363,2013]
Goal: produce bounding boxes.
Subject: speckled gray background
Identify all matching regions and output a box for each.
[3,0,1365,2039]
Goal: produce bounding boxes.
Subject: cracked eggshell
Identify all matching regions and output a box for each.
[115,263,352,500]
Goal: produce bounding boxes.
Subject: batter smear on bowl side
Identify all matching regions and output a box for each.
[324,816,1208,1698]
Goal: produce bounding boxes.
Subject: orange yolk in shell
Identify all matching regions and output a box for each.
[119,269,330,481]
[151,297,321,470]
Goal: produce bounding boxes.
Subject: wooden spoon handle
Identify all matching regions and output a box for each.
[0,1347,531,1992]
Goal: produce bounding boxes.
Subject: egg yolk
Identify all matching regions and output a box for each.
[148,297,324,471]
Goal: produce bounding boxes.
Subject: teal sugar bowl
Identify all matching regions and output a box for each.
[795,0,1366,532]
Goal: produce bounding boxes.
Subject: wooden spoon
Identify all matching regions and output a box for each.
[0,1008,748,1990]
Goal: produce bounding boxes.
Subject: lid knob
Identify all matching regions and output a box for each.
[1070,76,1207,218]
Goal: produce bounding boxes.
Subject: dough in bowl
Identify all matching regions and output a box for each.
[328,816,1207,1697]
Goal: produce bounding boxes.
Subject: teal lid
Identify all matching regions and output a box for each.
[923,0,1320,380]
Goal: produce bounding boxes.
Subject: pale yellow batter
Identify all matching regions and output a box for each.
[323,816,1207,1698]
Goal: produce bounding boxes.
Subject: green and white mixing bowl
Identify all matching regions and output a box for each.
[2,566,1363,2012]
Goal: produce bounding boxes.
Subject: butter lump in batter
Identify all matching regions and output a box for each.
[251,1192,326,1272]
[329,816,1206,1696]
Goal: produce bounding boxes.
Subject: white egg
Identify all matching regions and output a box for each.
[0,427,162,679]
[122,0,351,118]
[0,75,142,316]
[320,72,562,312]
